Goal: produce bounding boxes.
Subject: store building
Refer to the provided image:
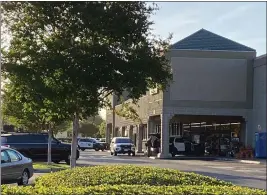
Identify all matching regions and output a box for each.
[106,29,266,158]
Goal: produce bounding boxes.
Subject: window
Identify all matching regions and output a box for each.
[6,150,21,162]
[1,151,10,163]
[115,138,132,144]
[142,126,148,140]
[155,124,161,133]
[1,137,7,144]
[89,138,97,143]
[169,123,182,137]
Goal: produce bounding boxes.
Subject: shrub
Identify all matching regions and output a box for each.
[35,165,232,188]
[2,184,266,195]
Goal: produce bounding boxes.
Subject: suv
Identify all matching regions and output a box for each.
[110,137,135,156]
[1,133,80,165]
[78,138,104,151]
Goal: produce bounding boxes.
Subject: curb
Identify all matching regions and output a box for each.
[34,168,65,173]
[148,156,265,165]
[239,160,261,164]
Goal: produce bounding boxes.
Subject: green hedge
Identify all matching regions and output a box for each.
[35,165,232,188]
[2,185,266,195]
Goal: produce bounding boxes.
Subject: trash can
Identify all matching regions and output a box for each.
[255,132,267,158]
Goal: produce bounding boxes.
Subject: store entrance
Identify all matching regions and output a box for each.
[172,115,244,157]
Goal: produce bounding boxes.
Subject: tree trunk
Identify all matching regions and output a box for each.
[47,125,52,165]
[70,113,79,168]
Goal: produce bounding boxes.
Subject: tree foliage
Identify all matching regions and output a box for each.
[115,97,142,124]
[78,116,104,137]
[2,1,172,167]
[98,121,106,138]
[2,2,172,111]
[2,83,70,134]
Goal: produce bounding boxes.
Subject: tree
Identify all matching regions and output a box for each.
[98,121,106,138]
[2,2,172,168]
[78,116,104,137]
[2,82,71,165]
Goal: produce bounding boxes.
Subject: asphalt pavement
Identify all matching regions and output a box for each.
[77,150,266,190]
[14,150,267,189]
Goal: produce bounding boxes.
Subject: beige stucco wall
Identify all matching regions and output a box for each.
[106,91,163,127]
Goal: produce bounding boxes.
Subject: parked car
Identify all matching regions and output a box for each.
[110,137,135,156]
[169,136,194,157]
[78,138,104,151]
[1,146,34,185]
[1,133,80,165]
[96,138,108,150]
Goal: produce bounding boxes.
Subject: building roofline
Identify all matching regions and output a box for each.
[256,54,267,60]
[169,48,256,53]
[171,28,256,52]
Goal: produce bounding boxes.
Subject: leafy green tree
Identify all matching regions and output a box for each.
[2,83,71,164]
[2,2,172,168]
[78,122,99,137]
[98,121,106,138]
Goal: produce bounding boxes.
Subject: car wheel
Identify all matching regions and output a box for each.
[95,148,100,151]
[101,148,105,151]
[81,148,85,151]
[17,169,29,186]
[132,152,135,156]
[114,152,117,156]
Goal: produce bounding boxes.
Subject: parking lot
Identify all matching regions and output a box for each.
[74,150,267,189]
[24,150,266,189]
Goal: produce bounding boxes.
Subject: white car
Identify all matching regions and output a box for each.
[110,137,136,156]
[78,138,103,151]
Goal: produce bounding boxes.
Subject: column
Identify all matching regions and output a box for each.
[129,125,133,140]
[137,124,143,153]
[105,123,110,145]
[157,113,172,159]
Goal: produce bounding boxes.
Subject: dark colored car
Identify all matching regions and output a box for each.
[1,133,80,165]
[1,146,34,185]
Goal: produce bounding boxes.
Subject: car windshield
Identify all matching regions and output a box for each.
[115,138,132,144]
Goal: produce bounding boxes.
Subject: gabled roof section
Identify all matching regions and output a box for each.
[171,29,255,52]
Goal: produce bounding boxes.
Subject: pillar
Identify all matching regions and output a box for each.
[129,125,133,140]
[157,113,172,159]
[137,124,143,153]
[105,123,110,145]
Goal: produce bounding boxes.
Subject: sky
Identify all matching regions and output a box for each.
[99,1,266,119]
[150,2,266,56]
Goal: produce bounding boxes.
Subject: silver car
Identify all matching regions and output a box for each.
[1,146,34,185]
